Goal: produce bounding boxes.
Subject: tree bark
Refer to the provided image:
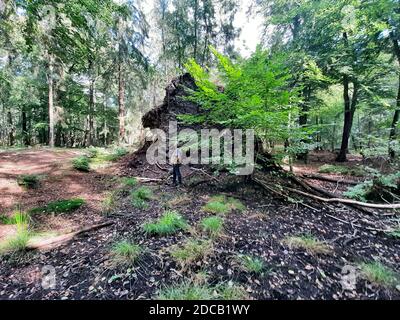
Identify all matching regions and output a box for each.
[48,53,55,148]
[118,62,126,144]
[389,33,400,159]
[337,75,358,162]
[22,110,29,146]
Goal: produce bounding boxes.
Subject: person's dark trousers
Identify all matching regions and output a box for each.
[173,164,182,185]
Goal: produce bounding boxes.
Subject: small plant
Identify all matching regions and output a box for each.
[157,281,249,300]
[318,164,365,176]
[72,156,90,172]
[143,211,188,236]
[0,211,30,225]
[29,198,85,215]
[387,229,400,239]
[157,282,215,300]
[283,235,330,254]
[131,186,153,209]
[203,195,245,214]
[170,239,212,268]
[201,216,224,238]
[104,147,129,161]
[86,147,99,158]
[17,174,39,188]
[102,192,117,215]
[110,240,143,267]
[359,261,399,288]
[121,177,138,187]
[216,283,249,300]
[0,217,30,255]
[236,254,265,274]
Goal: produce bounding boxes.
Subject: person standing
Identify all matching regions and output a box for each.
[170,147,183,186]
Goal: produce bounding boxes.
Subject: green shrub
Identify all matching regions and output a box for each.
[359,261,399,288]
[203,201,230,214]
[143,211,188,236]
[203,195,245,214]
[170,239,212,268]
[131,186,153,208]
[29,198,85,214]
[17,174,39,188]
[72,156,90,172]
[110,240,143,267]
[86,147,99,158]
[0,218,30,255]
[201,216,224,238]
[236,254,265,274]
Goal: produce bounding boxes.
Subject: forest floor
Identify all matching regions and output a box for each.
[0,148,399,300]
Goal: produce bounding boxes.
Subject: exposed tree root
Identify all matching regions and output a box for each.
[27,222,114,251]
[302,174,359,185]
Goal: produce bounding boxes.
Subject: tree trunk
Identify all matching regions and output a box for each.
[7,111,14,146]
[22,110,29,146]
[336,76,358,162]
[389,33,400,159]
[48,54,55,148]
[118,62,126,144]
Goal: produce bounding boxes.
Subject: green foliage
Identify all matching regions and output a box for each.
[121,177,138,187]
[29,198,85,214]
[17,175,39,188]
[236,254,265,274]
[170,239,212,268]
[201,216,224,238]
[102,192,117,215]
[72,156,90,172]
[110,240,143,267]
[283,235,330,254]
[142,211,188,236]
[359,261,399,288]
[0,214,31,255]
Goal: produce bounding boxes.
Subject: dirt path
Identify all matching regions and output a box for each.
[0,148,115,240]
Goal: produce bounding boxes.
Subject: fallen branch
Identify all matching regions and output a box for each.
[134,177,163,182]
[285,187,400,210]
[302,174,359,185]
[27,222,114,251]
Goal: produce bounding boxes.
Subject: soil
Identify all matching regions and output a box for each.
[0,148,399,300]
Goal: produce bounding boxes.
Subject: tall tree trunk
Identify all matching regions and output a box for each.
[118,62,126,144]
[389,75,400,159]
[337,76,358,162]
[7,111,14,146]
[389,32,400,159]
[22,110,29,146]
[48,53,55,148]
[193,0,198,60]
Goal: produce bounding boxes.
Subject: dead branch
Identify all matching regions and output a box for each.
[285,187,400,210]
[302,174,359,185]
[134,177,163,182]
[27,222,114,251]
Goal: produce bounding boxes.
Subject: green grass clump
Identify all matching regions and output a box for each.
[72,156,90,172]
[157,281,248,300]
[103,147,129,162]
[203,195,246,214]
[201,216,224,238]
[131,186,153,209]
[102,192,117,215]
[86,147,99,158]
[17,174,39,188]
[121,177,138,187]
[236,254,265,274]
[359,261,399,288]
[110,240,143,267]
[0,218,31,255]
[143,211,188,236]
[170,239,212,268]
[0,211,30,225]
[29,198,85,215]
[283,235,330,254]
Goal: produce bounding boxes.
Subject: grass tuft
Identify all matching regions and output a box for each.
[110,240,143,267]
[236,254,265,274]
[72,156,90,172]
[121,177,138,188]
[131,186,153,209]
[170,239,213,268]
[143,211,188,236]
[0,211,30,225]
[201,216,224,238]
[359,261,399,288]
[203,195,245,214]
[283,235,330,254]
